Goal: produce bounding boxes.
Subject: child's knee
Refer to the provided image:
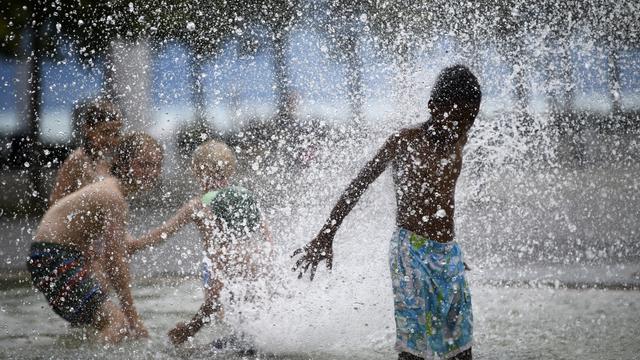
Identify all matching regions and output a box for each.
[99,323,127,344]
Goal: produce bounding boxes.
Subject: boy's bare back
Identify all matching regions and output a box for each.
[35,177,127,251]
[49,148,112,204]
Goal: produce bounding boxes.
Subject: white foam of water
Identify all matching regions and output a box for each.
[219,144,401,356]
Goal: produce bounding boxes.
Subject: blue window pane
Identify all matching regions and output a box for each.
[619,49,640,110]
[0,57,23,135]
[40,53,103,143]
[151,43,191,107]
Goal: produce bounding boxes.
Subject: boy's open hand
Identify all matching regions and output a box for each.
[291,233,333,281]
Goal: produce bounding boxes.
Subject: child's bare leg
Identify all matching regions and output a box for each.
[86,252,111,293]
[93,300,129,343]
[451,348,472,360]
[101,236,148,338]
[398,349,472,360]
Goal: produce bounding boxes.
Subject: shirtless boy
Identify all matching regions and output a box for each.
[293,65,481,360]
[49,99,123,205]
[27,133,162,343]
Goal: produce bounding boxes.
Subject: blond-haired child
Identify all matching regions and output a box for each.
[127,140,272,346]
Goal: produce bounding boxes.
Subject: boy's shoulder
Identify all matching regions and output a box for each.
[46,177,126,223]
[80,177,126,209]
[385,124,426,149]
[65,148,89,165]
[57,148,89,174]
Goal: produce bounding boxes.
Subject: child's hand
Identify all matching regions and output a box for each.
[291,232,333,281]
[187,197,204,214]
[168,322,193,345]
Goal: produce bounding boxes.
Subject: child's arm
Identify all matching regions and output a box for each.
[292,135,399,280]
[126,198,201,255]
[101,194,148,337]
[260,217,273,244]
[168,279,223,345]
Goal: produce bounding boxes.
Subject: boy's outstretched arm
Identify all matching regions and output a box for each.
[168,281,223,345]
[260,218,273,244]
[126,198,201,255]
[292,135,399,280]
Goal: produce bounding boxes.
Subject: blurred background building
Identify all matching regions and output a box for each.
[2,1,639,210]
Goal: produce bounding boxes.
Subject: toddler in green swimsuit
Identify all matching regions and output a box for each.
[176,141,273,347]
[127,140,272,346]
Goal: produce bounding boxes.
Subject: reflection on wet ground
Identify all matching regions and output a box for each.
[1,278,639,360]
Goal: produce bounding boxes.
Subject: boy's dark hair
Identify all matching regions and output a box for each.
[111,132,162,180]
[430,65,482,112]
[72,98,123,151]
[75,98,123,129]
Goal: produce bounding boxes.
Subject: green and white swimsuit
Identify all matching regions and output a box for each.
[201,186,262,288]
[201,186,261,236]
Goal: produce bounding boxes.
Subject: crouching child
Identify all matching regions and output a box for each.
[28,133,163,343]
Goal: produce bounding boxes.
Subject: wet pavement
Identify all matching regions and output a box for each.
[1,277,639,360]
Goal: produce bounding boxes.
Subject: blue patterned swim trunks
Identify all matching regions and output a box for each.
[389,228,472,359]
